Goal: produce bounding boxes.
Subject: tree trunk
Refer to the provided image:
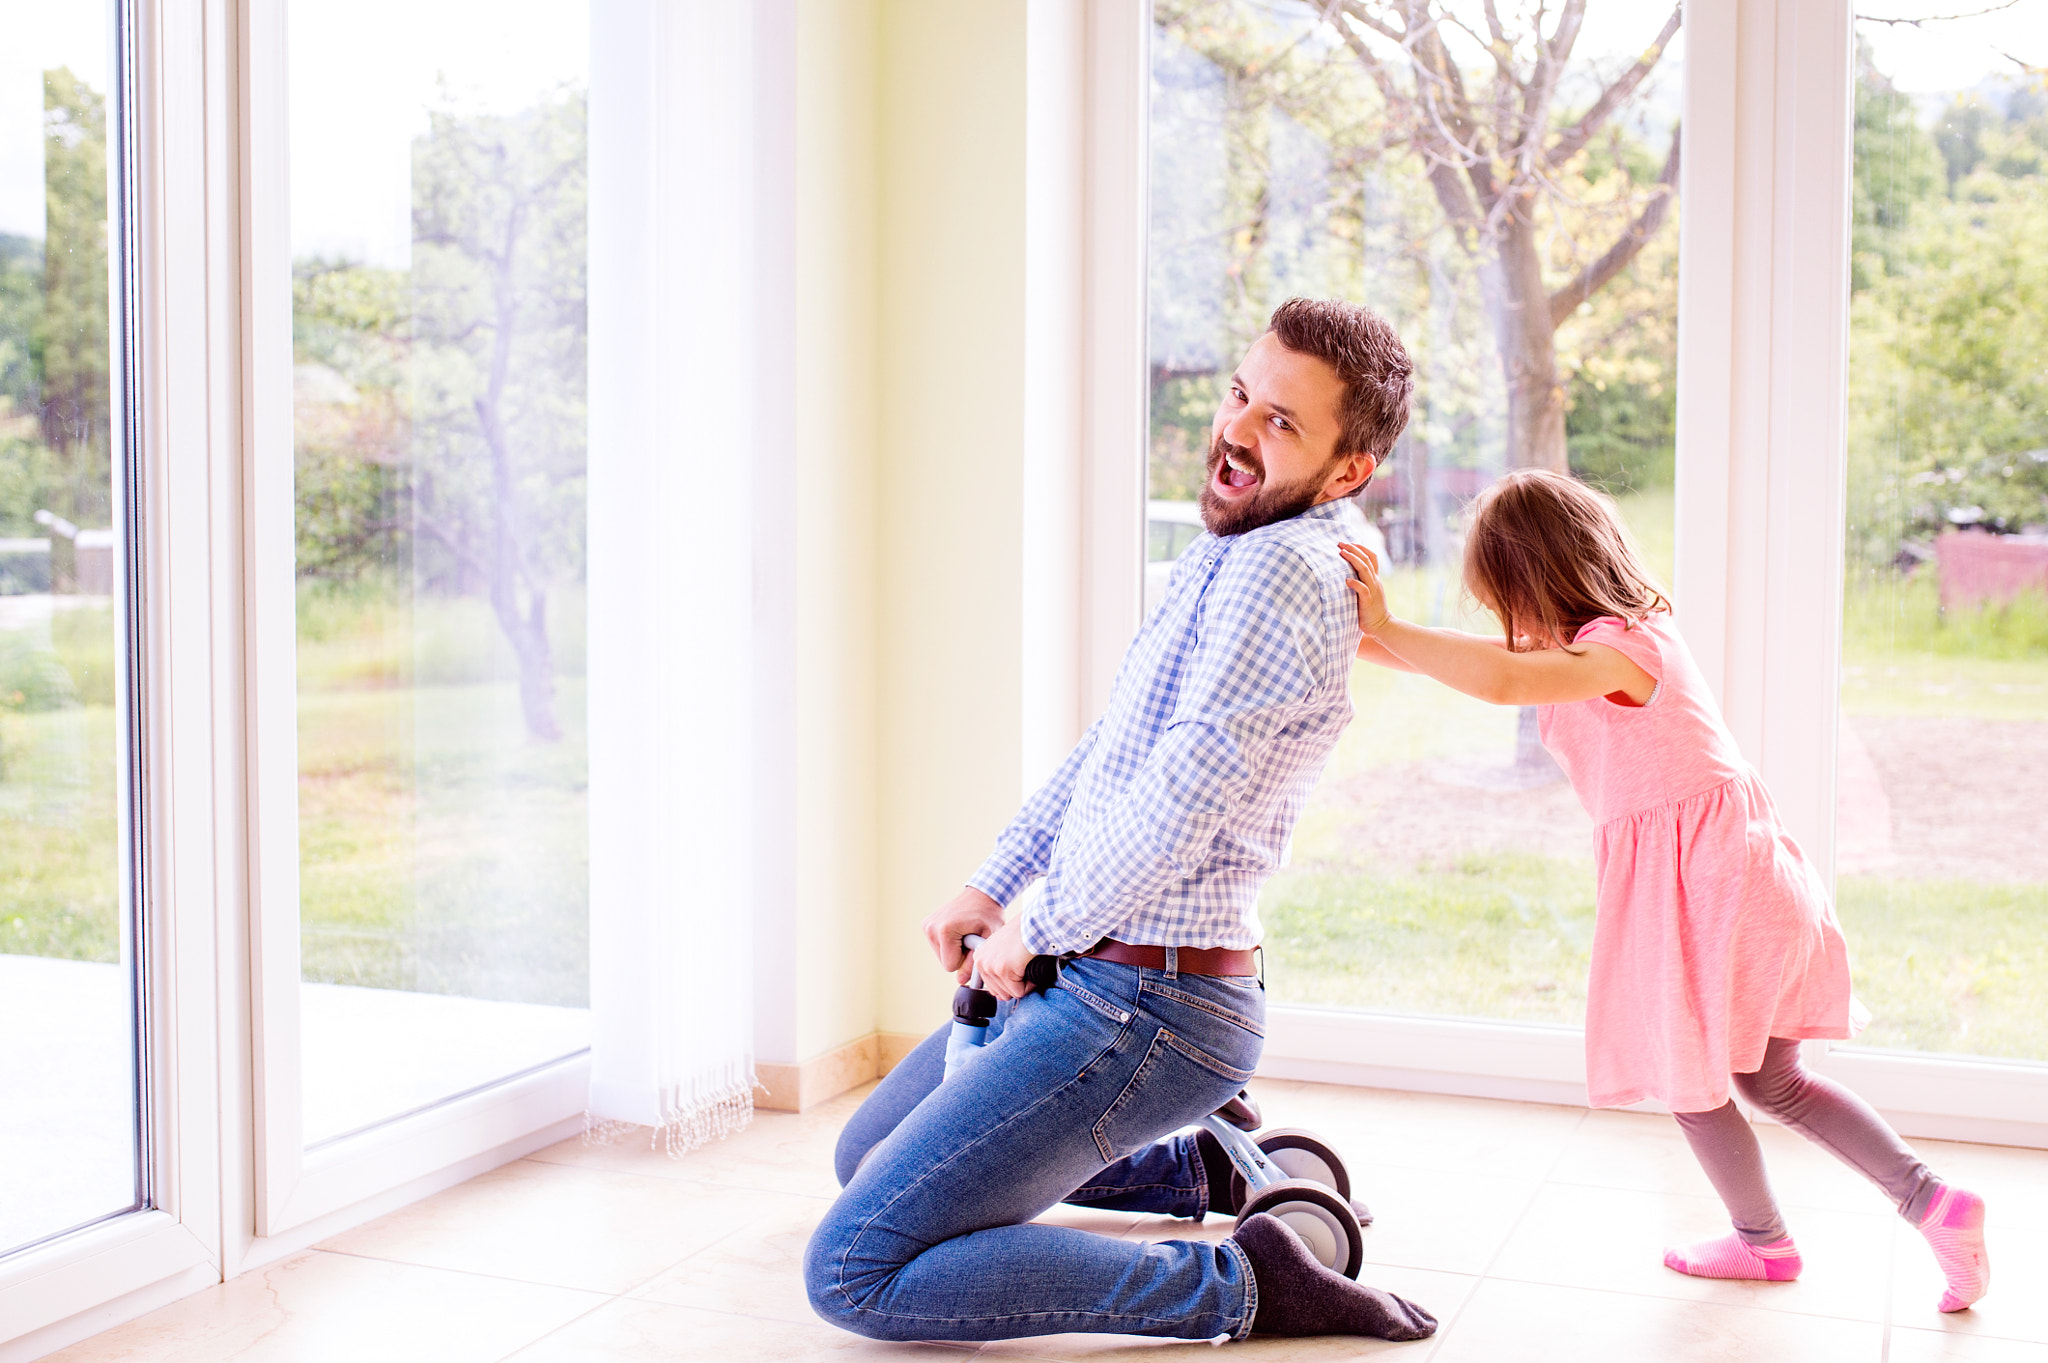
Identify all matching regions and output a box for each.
[1493,213,1569,474]
[1492,216,1567,777]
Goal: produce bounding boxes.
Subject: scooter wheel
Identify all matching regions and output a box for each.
[1237,1178,1365,1279]
[1228,1127,1352,1211]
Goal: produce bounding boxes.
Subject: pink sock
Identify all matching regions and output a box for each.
[1918,1184,1988,1312]
[1662,1231,1802,1282]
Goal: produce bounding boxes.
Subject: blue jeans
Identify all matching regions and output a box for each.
[804,957,1267,1342]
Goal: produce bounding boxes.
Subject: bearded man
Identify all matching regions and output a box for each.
[804,298,1434,1345]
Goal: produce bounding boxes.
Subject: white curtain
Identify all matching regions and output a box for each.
[584,0,767,1153]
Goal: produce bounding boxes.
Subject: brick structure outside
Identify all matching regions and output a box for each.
[1934,529,2048,609]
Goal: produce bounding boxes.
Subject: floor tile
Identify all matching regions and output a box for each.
[317,1154,826,1294]
[1890,1327,2048,1362]
[1890,1212,2048,1344]
[526,1089,871,1200]
[634,1194,828,1324]
[42,1250,605,1363]
[1546,1107,1891,1216]
[1431,1277,1885,1363]
[1487,1181,1893,1322]
[503,1295,976,1361]
[1342,1165,1543,1276]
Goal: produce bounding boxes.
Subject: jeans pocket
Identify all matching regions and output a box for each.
[1090,1025,1258,1163]
[1056,976,1134,1028]
[1139,977,1265,1038]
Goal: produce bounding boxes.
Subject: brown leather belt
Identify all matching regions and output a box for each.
[1082,939,1259,977]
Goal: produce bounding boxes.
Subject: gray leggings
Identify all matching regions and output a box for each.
[1673,1037,1939,1245]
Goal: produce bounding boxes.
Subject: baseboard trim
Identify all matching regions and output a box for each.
[754,1031,930,1113]
[878,1032,922,1076]
[757,1034,880,1113]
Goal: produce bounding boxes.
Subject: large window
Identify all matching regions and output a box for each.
[0,3,140,1256]
[284,0,591,1147]
[1837,4,2048,1062]
[1147,1,1681,1023]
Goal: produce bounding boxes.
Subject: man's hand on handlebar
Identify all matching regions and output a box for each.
[923,886,1005,980]
[967,917,1037,1001]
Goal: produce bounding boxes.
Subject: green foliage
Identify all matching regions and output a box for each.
[1848,60,2048,571]
[1847,177,2048,565]
[1566,376,1675,495]
[0,234,44,419]
[409,91,589,596]
[0,634,78,713]
[34,68,111,532]
[1149,3,1680,515]
[1149,371,1221,500]
[1844,571,2048,662]
[1851,50,1941,292]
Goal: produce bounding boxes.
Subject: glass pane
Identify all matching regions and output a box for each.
[1840,6,2048,1061]
[0,5,141,1253]
[289,0,591,1145]
[1148,3,1680,1021]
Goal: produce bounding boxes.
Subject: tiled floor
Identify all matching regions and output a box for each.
[47,1079,2048,1362]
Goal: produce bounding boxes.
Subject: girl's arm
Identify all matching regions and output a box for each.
[1338,543,1655,707]
[1355,634,1420,672]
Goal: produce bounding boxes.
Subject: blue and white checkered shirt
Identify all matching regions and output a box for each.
[969,499,1368,953]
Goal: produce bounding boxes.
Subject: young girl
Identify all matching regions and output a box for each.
[1338,468,1988,1312]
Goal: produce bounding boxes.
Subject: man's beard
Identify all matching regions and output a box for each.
[1197,433,1328,537]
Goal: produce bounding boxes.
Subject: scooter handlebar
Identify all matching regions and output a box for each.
[957,933,1059,993]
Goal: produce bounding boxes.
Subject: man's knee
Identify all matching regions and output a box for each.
[803,1214,865,1333]
[804,1207,910,1339]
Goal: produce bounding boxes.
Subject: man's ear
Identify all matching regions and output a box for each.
[1324,450,1377,501]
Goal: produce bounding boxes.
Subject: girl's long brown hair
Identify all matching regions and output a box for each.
[1462,469,1672,651]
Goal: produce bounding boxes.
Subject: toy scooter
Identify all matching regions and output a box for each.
[951,935,1367,1278]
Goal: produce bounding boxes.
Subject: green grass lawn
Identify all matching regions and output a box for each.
[296,676,588,1005]
[1262,851,1596,1024]
[294,583,589,1007]
[1262,504,2048,1062]
[1,588,590,1008]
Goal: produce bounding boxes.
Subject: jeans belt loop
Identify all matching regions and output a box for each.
[1163,945,1179,979]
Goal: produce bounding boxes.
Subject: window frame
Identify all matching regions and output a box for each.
[1079,0,2048,1148]
[236,0,593,1243]
[0,0,222,1348]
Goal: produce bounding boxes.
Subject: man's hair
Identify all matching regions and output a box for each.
[1463,468,1672,651]
[1266,297,1415,461]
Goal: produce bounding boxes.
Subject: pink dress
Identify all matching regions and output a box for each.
[1538,614,1862,1113]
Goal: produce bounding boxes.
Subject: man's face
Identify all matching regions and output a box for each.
[1199,332,1375,538]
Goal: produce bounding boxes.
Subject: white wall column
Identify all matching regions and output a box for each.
[1674,0,1854,869]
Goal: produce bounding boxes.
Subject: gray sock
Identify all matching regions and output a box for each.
[1231,1213,1437,1339]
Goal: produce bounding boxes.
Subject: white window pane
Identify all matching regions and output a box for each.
[1147,2,1680,1023]
[288,0,591,1146]
[1838,4,2048,1062]
[0,2,142,1253]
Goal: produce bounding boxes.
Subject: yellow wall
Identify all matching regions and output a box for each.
[789,0,1030,1061]
[793,0,882,1065]
[873,0,1029,1038]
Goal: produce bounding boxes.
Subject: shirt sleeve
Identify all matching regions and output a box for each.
[966,715,1105,907]
[1018,541,1330,952]
[1573,615,1664,682]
